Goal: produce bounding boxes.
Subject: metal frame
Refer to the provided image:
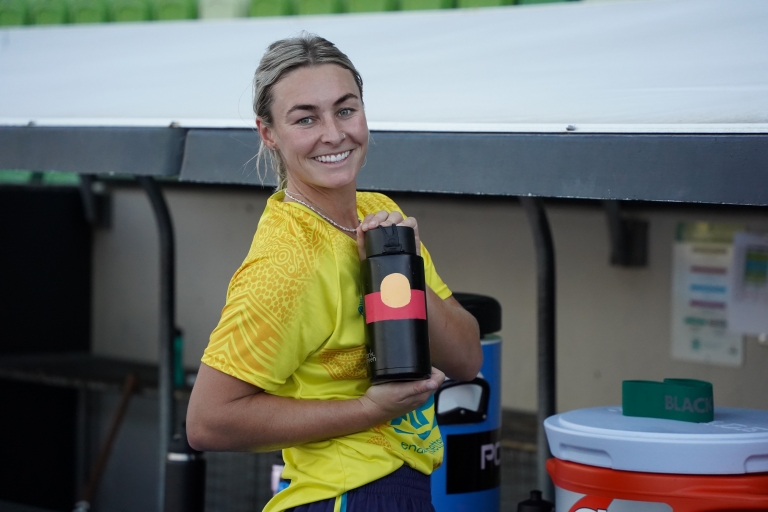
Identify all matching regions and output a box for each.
[180,130,768,206]
[0,126,186,177]
[137,177,178,510]
[520,198,557,497]
[6,127,767,207]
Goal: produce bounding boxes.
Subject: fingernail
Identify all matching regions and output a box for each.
[426,380,437,390]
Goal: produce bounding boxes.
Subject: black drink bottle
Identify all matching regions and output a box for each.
[362,225,431,384]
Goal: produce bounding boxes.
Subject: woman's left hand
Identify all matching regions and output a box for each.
[356,210,420,261]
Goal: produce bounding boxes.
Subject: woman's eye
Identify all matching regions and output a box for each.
[338,108,353,117]
[297,117,313,125]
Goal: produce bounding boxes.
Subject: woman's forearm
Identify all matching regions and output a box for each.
[426,290,483,381]
[193,392,372,452]
[187,364,378,452]
[187,363,443,452]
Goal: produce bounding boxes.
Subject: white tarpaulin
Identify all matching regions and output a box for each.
[1,0,767,133]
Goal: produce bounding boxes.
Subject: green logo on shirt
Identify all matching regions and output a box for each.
[390,396,437,441]
[400,437,443,455]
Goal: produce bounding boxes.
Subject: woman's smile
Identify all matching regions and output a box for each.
[313,150,351,164]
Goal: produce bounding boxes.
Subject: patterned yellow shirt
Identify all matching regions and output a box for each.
[202,190,451,512]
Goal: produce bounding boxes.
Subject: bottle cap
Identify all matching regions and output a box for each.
[365,225,417,258]
[517,490,554,512]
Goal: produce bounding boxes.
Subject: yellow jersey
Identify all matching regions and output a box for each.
[202,191,451,512]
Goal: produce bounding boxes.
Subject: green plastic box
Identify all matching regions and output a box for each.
[152,0,195,19]
[198,0,248,18]
[0,170,34,184]
[295,0,343,14]
[43,172,80,185]
[29,0,68,23]
[69,0,107,22]
[457,0,508,8]
[249,0,291,16]
[517,0,567,4]
[400,0,450,10]
[345,0,395,12]
[0,0,28,25]
[110,0,149,21]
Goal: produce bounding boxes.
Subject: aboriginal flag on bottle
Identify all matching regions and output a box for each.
[364,271,427,323]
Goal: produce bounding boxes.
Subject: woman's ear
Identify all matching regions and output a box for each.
[255,117,277,150]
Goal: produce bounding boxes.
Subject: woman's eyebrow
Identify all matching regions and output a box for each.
[334,93,359,106]
[286,103,316,116]
[285,93,359,117]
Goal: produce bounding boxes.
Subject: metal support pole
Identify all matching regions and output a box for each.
[138,176,176,511]
[75,386,90,500]
[520,197,556,501]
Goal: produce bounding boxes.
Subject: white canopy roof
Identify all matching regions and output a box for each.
[1,0,767,134]
[2,0,767,204]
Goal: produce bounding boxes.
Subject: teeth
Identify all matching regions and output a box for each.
[314,150,350,164]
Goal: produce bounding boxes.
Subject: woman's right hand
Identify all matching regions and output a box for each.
[356,210,421,261]
[357,367,445,425]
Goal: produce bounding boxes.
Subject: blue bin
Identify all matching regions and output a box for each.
[432,293,502,512]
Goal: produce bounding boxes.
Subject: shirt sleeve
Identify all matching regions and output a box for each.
[201,224,337,392]
[421,242,452,300]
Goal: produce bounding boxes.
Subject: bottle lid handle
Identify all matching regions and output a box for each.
[381,225,402,253]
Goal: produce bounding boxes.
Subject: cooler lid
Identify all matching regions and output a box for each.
[452,293,502,337]
[544,406,768,475]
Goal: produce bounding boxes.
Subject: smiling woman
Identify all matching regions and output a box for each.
[186,33,482,512]
[252,35,366,193]
[257,64,369,212]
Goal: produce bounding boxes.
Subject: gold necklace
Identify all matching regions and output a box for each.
[284,190,361,233]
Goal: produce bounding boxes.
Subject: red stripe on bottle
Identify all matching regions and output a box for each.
[364,290,426,324]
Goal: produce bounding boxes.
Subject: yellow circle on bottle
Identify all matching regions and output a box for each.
[380,273,412,308]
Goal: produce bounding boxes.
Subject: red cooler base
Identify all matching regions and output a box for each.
[547,458,768,512]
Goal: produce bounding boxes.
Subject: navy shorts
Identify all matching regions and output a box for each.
[285,465,435,512]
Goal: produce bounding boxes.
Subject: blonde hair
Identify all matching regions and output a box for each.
[253,33,364,190]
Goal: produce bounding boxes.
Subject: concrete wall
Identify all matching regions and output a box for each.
[92,185,768,413]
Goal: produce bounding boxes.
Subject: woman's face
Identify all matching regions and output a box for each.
[258,64,368,191]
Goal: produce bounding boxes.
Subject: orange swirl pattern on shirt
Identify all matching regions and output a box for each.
[319,346,368,380]
[204,205,326,383]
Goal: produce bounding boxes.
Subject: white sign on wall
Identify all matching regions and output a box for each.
[671,223,744,367]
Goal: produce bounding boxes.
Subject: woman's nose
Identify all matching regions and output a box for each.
[320,118,345,145]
